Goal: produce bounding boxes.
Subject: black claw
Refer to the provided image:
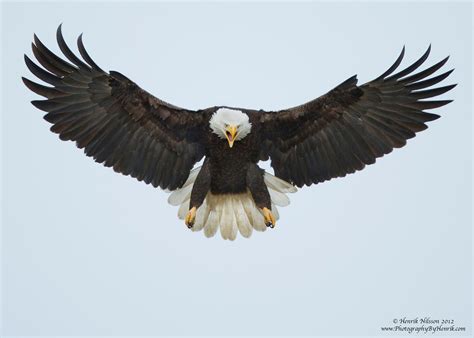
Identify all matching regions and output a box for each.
[186,223,194,229]
[266,222,275,228]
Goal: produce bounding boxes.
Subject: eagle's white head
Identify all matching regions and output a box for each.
[209,108,252,147]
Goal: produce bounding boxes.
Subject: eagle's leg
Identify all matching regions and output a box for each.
[185,207,197,229]
[185,159,211,228]
[261,207,276,228]
[246,164,275,228]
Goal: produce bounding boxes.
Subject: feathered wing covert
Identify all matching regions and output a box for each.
[23,25,212,191]
[259,46,455,187]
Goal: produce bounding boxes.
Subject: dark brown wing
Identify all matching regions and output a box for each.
[23,25,212,190]
[259,46,455,187]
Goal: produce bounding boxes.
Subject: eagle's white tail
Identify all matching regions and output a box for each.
[167,166,297,240]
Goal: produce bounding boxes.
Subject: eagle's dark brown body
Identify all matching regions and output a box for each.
[189,111,271,210]
[206,111,262,194]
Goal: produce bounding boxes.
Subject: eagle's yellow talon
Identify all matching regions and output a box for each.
[262,207,276,228]
[185,207,197,228]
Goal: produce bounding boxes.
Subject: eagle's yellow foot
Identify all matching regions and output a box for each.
[185,207,197,229]
[262,207,276,228]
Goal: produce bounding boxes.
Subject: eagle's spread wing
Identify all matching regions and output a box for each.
[259,46,455,187]
[23,25,210,190]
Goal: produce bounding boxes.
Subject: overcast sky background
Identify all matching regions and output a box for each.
[1,1,472,336]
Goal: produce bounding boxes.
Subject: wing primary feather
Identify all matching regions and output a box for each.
[22,77,65,98]
[401,100,453,110]
[364,115,406,148]
[77,34,105,72]
[31,99,65,112]
[24,54,63,86]
[376,104,440,123]
[31,42,68,77]
[33,34,77,73]
[373,46,405,81]
[410,84,457,99]
[56,24,91,70]
[400,56,450,84]
[365,113,413,140]
[386,45,431,80]
[344,109,393,152]
[405,69,454,90]
[367,111,416,139]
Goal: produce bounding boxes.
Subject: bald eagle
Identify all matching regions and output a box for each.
[23,25,455,240]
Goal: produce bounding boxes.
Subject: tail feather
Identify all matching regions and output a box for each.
[192,199,209,231]
[220,198,238,240]
[168,168,297,240]
[241,193,266,232]
[220,197,232,240]
[234,196,253,238]
[177,200,189,219]
[268,188,290,207]
[264,172,297,193]
[204,209,219,238]
[167,183,193,206]
[271,203,280,220]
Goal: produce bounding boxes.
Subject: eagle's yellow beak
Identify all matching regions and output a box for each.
[225,125,238,148]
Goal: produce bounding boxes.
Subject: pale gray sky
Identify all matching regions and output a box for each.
[1,1,472,336]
